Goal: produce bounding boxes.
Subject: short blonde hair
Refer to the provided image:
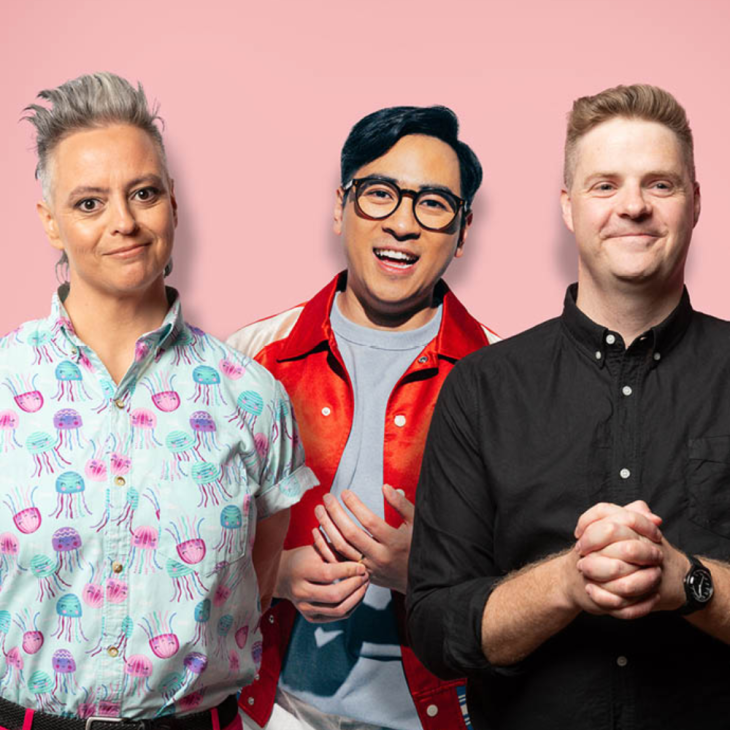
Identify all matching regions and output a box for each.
[564,84,694,188]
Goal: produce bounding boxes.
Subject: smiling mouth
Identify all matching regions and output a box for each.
[106,243,150,256]
[374,248,419,268]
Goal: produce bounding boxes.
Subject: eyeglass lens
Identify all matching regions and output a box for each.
[356,180,458,230]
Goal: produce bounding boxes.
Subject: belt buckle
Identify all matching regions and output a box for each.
[85,717,125,730]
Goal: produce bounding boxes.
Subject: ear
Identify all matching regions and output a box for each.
[36,200,65,251]
[333,187,345,235]
[169,178,178,227]
[454,210,473,259]
[560,188,575,233]
[692,181,701,227]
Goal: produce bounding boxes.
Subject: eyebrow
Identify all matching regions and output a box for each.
[583,170,685,185]
[363,174,459,197]
[66,174,166,204]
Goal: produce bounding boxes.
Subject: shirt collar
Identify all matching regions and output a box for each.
[561,283,694,367]
[277,271,489,362]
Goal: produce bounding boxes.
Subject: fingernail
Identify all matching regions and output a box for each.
[314,505,324,519]
[323,494,333,505]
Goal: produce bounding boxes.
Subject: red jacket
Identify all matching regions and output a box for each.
[227,273,498,729]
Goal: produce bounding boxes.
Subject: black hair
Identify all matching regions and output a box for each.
[340,105,483,207]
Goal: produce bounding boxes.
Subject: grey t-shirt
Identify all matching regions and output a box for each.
[280,295,442,730]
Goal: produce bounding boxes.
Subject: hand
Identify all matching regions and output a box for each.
[313,484,414,594]
[275,545,369,623]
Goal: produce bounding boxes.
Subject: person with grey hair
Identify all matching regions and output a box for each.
[0,72,316,730]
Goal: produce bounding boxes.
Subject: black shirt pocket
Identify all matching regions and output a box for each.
[687,436,730,537]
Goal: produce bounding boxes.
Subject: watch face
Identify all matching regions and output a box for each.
[689,567,714,603]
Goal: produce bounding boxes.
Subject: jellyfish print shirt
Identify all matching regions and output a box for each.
[0,289,317,719]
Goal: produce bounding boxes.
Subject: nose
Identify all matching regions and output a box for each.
[618,182,652,220]
[382,193,421,240]
[110,195,139,236]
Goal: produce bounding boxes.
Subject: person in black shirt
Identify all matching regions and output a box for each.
[406,84,730,730]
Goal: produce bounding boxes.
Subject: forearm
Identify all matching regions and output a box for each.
[481,549,581,666]
[252,509,290,612]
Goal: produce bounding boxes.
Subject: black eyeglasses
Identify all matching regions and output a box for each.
[343,177,467,232]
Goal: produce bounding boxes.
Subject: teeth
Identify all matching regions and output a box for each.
[375,249,418,264]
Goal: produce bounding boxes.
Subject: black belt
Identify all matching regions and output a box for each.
[0,693,239,730]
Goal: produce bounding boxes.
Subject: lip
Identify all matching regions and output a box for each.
[372,246,420,275]
[105,242,151,258]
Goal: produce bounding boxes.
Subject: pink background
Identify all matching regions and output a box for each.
[2,0,729,340]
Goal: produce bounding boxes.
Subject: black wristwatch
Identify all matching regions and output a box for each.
[678,554,714,615]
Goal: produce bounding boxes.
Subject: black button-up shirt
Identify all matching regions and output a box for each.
[407,285,730,730]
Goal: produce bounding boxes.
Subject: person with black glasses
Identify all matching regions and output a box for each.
[228,106,499,730]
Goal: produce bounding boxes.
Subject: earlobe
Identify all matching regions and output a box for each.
[560,190,575,233]
[333,187,345,235]
[36,201,64,251]
[455,211,473,258]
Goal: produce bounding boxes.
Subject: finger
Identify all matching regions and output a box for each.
[293,573,368,606]
[575,502,623,539]
[320,495,379,557]
[623,500,663,526]
[383,484,415,524]
[302,581,369,623]
[575,502,663,540]
[576,512,663,555]
[591,539,663,567]
[312,527,341,564]
[577,554,643,583]
[588,565,662,600]
[341,490,393,542]
[585,578,659,611]
[315,501,371,561]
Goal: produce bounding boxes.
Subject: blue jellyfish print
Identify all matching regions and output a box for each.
[52,648,79,695]
[227,390,264,430]
[28,329,63,365]
[0,410,21,452]
[166,517,206,566]
[213,504,246,556]
[190,462,233,508]
[114,487,139,529]
[191,599,211,647]
[268,398,294,445]
[189,366,226,407]
[93,379,116,414]
[53,361,91,402]
[162,430,199,480]
[171,328,204,366]
[215,614,234,658]
[28,554,69,602]
[189,411,221,452]
[27,670,62,713]
[0,610,10,654]
[26,431,70,477]
[157,670,185,705]
[0,646,25,690]
[53,408,86,451]
[52,594,88,643]
[166,559,208,603]
[52,526,85,573]
[51,472,91,519]
[94,616,134,661]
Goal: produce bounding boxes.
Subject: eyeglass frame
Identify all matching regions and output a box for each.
[342,176,469,232]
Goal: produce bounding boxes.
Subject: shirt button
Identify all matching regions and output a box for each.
[605,334,616,345]
[247,697,255,706]
[114,399,125,409]
[595,351,602,360]
[620,468,631,480]
[426,704,439,717]
[418,355,428,364]
[394,415,407,427]
[617,655,628,667]
[269,614,275,624]
[653,352,661,361]
[254,674,260,681]
[112,562,124,574]
[114,476,126,487]
[70,347,78,356]
[622,386,633,397]
[321,407,331,417]
[107,646,119,658]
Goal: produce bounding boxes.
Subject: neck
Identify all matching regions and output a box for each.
[337,286,439,331]
[576,273,684,346]
[62,277,170,383]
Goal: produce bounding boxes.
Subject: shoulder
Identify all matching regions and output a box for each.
[0,316,52,365]
[226,303,306,360]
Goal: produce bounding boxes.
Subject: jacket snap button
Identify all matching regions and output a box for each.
[394,415,406,427]
[321,407,331,416]
[426,704,438,717]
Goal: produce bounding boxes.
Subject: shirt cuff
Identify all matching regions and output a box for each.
[255,465,318,520]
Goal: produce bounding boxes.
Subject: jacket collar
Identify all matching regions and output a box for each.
[278,271,488,362]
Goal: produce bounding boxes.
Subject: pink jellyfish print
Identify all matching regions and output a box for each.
[52,526,85,573]
[234,624,249,651]
[189,366,227,407]
[28,329,63,365]
[54,408,85,451]
[0,326,22,349]
[0,532,19,584]
[215,614,234,657]
[157,670,184,705]
[126,524,162,574]
[219,356,245,381]
[252,640,264,672]
[53,360,91,402]
[178,689,205,712]
[135,338,151,362]
[129,408,162,449]
[165,517,206,565]
[190,411,221,452]
[52,648,79,696]
[28,554,69,602]
[26,431,70,476]
[213,503,247,556]
[162,431,199,480]
[28,670,62,713]
[0,646,25,690]
[228,649,240,676]
[111,445,132,476]
[82,565,104,609]
[105,575,129,605]
[114,487,140,529]
[191,462,232,508]
[254,432,269,459]
[14,609,43,655]
[210,561,245,608]
[182,651,208,688]
[93,379,116,414]
[3,374,44,413]
[140,612,179,659]
[95,683,122,717]
[4,486,41,534]
[227,390,264,430]
[140,372,180,412]
[51,471,92,519]
[192,599,211,647]
[122,655,153,696]
[85,440,108,483]
[52,594,88,643]
[165,559,207,603]
[0,410,21,451]
[76,688,97,719]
